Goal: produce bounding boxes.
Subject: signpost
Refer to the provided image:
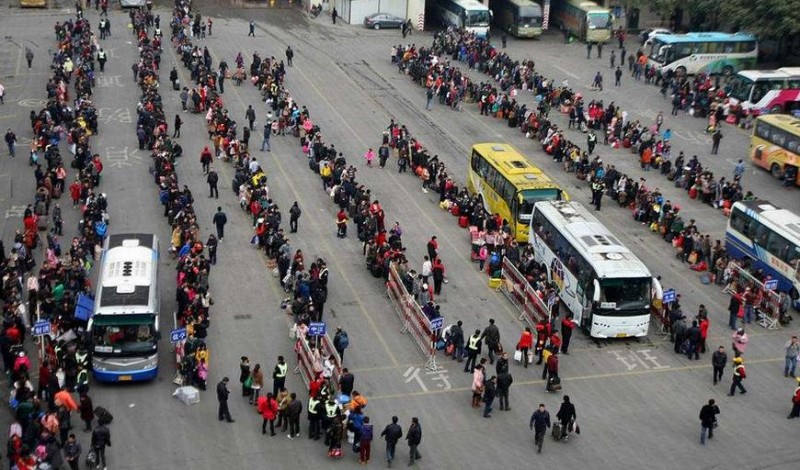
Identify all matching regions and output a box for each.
[309,322,327,337]
[764,279,778,291]
[662,289,677,304]
[170,327,187,344]
[430,317,443,331]
[32,320,51,337]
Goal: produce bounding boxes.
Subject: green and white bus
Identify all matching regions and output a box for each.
[647,32,758,77]
[490,0,543,39]
[550,0,612,44]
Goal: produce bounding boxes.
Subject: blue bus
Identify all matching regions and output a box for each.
[725,200,800,309]
[89,233,161,382]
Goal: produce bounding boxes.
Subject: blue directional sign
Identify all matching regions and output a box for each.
[170,327,187,343]
[429,317,444,330]
[662,289,677,304]
[309,322,326,336]
[764,279,778,291]
[32,321,51,337]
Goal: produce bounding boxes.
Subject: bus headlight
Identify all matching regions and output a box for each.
[144,356,158,370]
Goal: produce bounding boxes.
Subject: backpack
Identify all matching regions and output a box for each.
[338,332,349,349]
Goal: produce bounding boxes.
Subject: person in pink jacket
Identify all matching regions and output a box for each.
[732,329,748,357]
[364,148,375,167]
[471,364,485,409]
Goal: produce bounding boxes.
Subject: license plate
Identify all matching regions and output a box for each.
[118,375,132,381]
[615,333,628,338]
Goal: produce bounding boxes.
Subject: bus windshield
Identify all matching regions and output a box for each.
[729,76,754,102]
[92,317,157,357]
[466,10,491,26]
[586,12,611,30]
[648,41,671,64]
[517,7,542,26]
[518,188,562,222]
[599,278,651,311]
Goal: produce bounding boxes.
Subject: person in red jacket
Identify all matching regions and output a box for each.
[69,179,82,207]
[200,146,213,174]
[561,315,575,354]
[258,392,279,436]
[549,331,562,353]
[698,313,710,354]
[517,327,534,368]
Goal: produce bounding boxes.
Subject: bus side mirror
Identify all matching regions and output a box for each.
[592,279,601,302]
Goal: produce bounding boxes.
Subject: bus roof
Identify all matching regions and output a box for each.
[737,68,800,81]
[563,0,608,13]
[472,143,560,190]
[654,32,756,44]
[755,114,800,133]
[507,0,543,10]
[534,201,652,278]
[733,200,800,242]
[448,0,490,10]
[94,234,159,316]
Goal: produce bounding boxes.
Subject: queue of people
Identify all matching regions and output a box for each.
[3,12,117,470]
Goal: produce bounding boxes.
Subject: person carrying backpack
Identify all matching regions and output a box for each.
[334,327,349,364]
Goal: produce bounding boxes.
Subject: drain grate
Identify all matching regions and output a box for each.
[233,314,253,320]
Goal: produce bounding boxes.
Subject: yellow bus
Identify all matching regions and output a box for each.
[19,0,47,7]
[749,114,800,186]
[490,0,543,39]
[550,0,612,44]
[468,143,567,242]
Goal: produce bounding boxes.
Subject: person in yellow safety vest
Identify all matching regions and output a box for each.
[273,355,288,398]
[321,396,340,431]
[308,395,324,439]
[464,330,483,373]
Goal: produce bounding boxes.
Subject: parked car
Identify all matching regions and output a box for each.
[363,13,405,30]
[641,28,673,46]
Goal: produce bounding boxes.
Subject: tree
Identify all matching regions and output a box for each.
[719,0,800,38]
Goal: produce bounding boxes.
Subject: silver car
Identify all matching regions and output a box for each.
[364,13,406,30]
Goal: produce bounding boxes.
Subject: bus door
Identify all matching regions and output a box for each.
[510,196,520,238]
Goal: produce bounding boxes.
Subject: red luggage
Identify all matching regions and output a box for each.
[688,186,698,199]
[450,204,460,216]
[458,215,469,228]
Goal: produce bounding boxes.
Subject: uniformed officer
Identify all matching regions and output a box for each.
[464,329,483,373]
[590,178,606,211]
[308,395,324,439]
[321,396,340,431]
[96,48,107,72]
[273,356,288,398]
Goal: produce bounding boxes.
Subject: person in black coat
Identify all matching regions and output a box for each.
[699,399,720,444]
[482,376,497,418]
[217,377,234,422]
[728,294,741,330]
[406,417,422,465]
[686,321,702,360]
[380,416,403,467]
[496,371,513,411]
[556,395,577,439]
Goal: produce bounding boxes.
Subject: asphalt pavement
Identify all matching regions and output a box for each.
[0,3,799,469]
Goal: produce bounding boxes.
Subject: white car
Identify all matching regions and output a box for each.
[641,28,673,46]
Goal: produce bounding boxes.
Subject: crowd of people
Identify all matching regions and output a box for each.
[128,2,219,394]
[389,29,799,329]
[2,12,116,470]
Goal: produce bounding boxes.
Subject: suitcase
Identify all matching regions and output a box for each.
[173,79,180,91]
[458,215,469,228]
[95,406,114,425]
[546,376,562,392]
[450,204,460,217]
[551,422,564,440]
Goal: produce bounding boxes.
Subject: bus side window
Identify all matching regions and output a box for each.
[723,43,735,53]
[739,41,756,53]
[766,231,795,264]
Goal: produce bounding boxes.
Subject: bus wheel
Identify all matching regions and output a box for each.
[770,163,783,178]
[722,65,734,76]
[675,66,686,77]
